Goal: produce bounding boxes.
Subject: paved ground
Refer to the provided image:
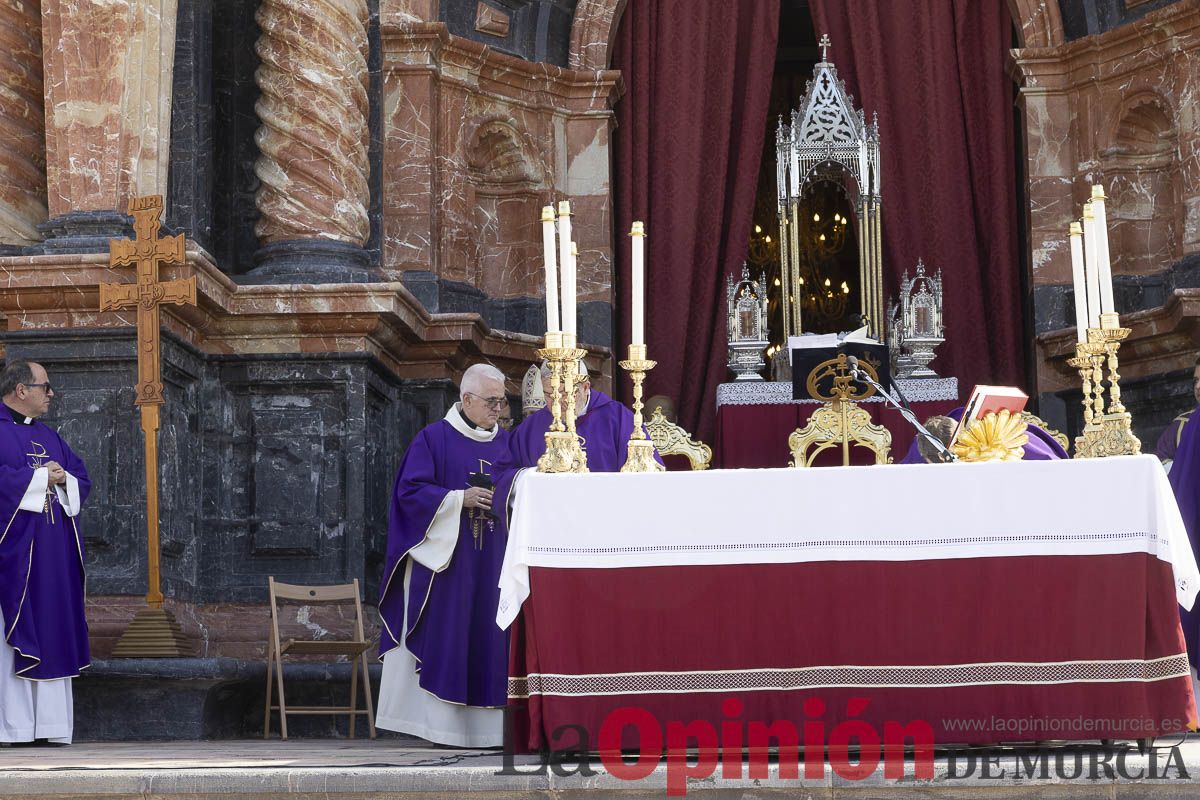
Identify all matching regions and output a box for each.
[4,738,1200,798]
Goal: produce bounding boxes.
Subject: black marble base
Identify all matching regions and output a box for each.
[75,658,393,740]
[36,211,135,254]
[400,269,613,347]
[1035,254,1200,335]
[244,239,378,284]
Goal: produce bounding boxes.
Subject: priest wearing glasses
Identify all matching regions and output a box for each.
[0,359,90,747]
[376,363,512,746]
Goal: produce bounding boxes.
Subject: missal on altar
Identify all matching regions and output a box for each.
[952,385,1028,444]
[790,327,890,399]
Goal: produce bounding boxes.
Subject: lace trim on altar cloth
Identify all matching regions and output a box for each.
[508,654,1191,698]
[527,529,1161,558]
[716,378,959,408]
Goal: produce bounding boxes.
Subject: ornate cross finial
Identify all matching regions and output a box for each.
[819,34,831,62]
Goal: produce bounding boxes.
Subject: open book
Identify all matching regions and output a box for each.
[951,385,1029,445]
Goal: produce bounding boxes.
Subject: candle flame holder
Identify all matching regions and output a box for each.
[619,344,665,473]
[1069,313,1141,458]
[536,331,589,473]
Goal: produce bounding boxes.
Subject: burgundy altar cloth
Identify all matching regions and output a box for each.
[715,399,959,468]
[509,555,1195,751]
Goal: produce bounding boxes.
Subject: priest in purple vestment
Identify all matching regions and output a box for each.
[1170,403,1200,682]
[1157,357,1200,471]
[0,359,90,746]
[899,406,1069,464]
[376,363,512,747]
[491,362,661,521]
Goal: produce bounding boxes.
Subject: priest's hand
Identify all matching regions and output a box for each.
[464,486,494,511]
[45,461,67,486]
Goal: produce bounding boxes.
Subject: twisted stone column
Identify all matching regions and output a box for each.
[0,0,46,245]
[253,0,371,277]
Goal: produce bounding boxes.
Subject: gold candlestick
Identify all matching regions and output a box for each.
[1071,315,1141,458]
[536,332,589,473]
[619,343,664,473]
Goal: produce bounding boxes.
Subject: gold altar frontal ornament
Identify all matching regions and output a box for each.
[536,331,589,473]
[1067,313,1142,458]
[788,354,891,467]
[951,410,1028,463]
[619,344,664,473]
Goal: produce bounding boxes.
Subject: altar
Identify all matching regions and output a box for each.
[498,456,1198,752]
[714,378,960,468]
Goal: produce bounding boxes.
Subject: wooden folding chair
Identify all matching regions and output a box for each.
[264,577,377,740]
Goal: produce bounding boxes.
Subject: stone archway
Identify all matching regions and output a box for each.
[568,0,627,70]
[1007,0,1066,49]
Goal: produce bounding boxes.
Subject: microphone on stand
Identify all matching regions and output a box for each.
[844,355,956,463]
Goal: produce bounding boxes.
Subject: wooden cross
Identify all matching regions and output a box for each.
[819,33,831,62]
[100,195,196,407]
[100,196,195,656]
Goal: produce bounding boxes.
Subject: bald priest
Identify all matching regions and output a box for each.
[492,361,661,517]
[376,363,512,747]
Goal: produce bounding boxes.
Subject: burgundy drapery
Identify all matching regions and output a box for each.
[807,0,1025,393]
[611,2,1025,445]
[612,0,781,444]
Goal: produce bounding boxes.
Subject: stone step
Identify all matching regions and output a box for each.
[0,739,1197,799]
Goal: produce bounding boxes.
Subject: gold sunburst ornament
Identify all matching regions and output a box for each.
[951,410,1029,463]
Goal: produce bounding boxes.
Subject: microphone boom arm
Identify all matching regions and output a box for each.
[846,360,957,463]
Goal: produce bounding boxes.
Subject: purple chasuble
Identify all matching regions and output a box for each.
[378,416,510,707]
[1157,408,1195,462]
[491,390,657,521]
[0,414,90,680]
[1169,413,1200,669]
[899,405,1069,464]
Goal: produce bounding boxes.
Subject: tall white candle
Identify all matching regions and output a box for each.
[1091,184,1115,315]
[541,206,560,332]
[563,241,578,337]
[1069,221,1088,343]
[630,221,645,347]
[1082,203,1102,330]
[557,201,575,336]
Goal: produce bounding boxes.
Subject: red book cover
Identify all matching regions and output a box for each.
[952,385,1029,444]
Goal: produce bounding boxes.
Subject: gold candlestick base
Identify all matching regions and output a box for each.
[620,344,665,473]
[1070,324,1141,458]
[536,332,589,473]
[539,430,587,473]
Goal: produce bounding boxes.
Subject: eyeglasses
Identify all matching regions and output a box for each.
[22,383,52,393]
[464,392,506,410]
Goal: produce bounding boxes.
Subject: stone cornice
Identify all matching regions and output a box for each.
[381,22,624,113]
[1012,0,1200,90]
[0,246,611,384]
[1038,288,1200,380]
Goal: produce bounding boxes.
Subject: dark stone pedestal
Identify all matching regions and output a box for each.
[37,211,135,253]
[75,658,392,740]
[244,239,378,284]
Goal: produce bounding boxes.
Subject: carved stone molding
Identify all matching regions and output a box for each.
[254,0,371,247]
[0,0,46,244]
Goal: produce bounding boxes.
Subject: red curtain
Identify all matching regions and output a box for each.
[807,0,1025,394]
[612,0,781,444]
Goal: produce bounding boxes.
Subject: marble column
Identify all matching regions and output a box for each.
[0,0,47,248]
[39,0,178,250]
[250,0,374,282]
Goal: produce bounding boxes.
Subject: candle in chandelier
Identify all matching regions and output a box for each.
[1091,184,1115,315]
[1068,221,1088,344]
[1081,203,1102,330]
[630,221,646,347]
[557,201,575,336]
[541,206,560,332]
